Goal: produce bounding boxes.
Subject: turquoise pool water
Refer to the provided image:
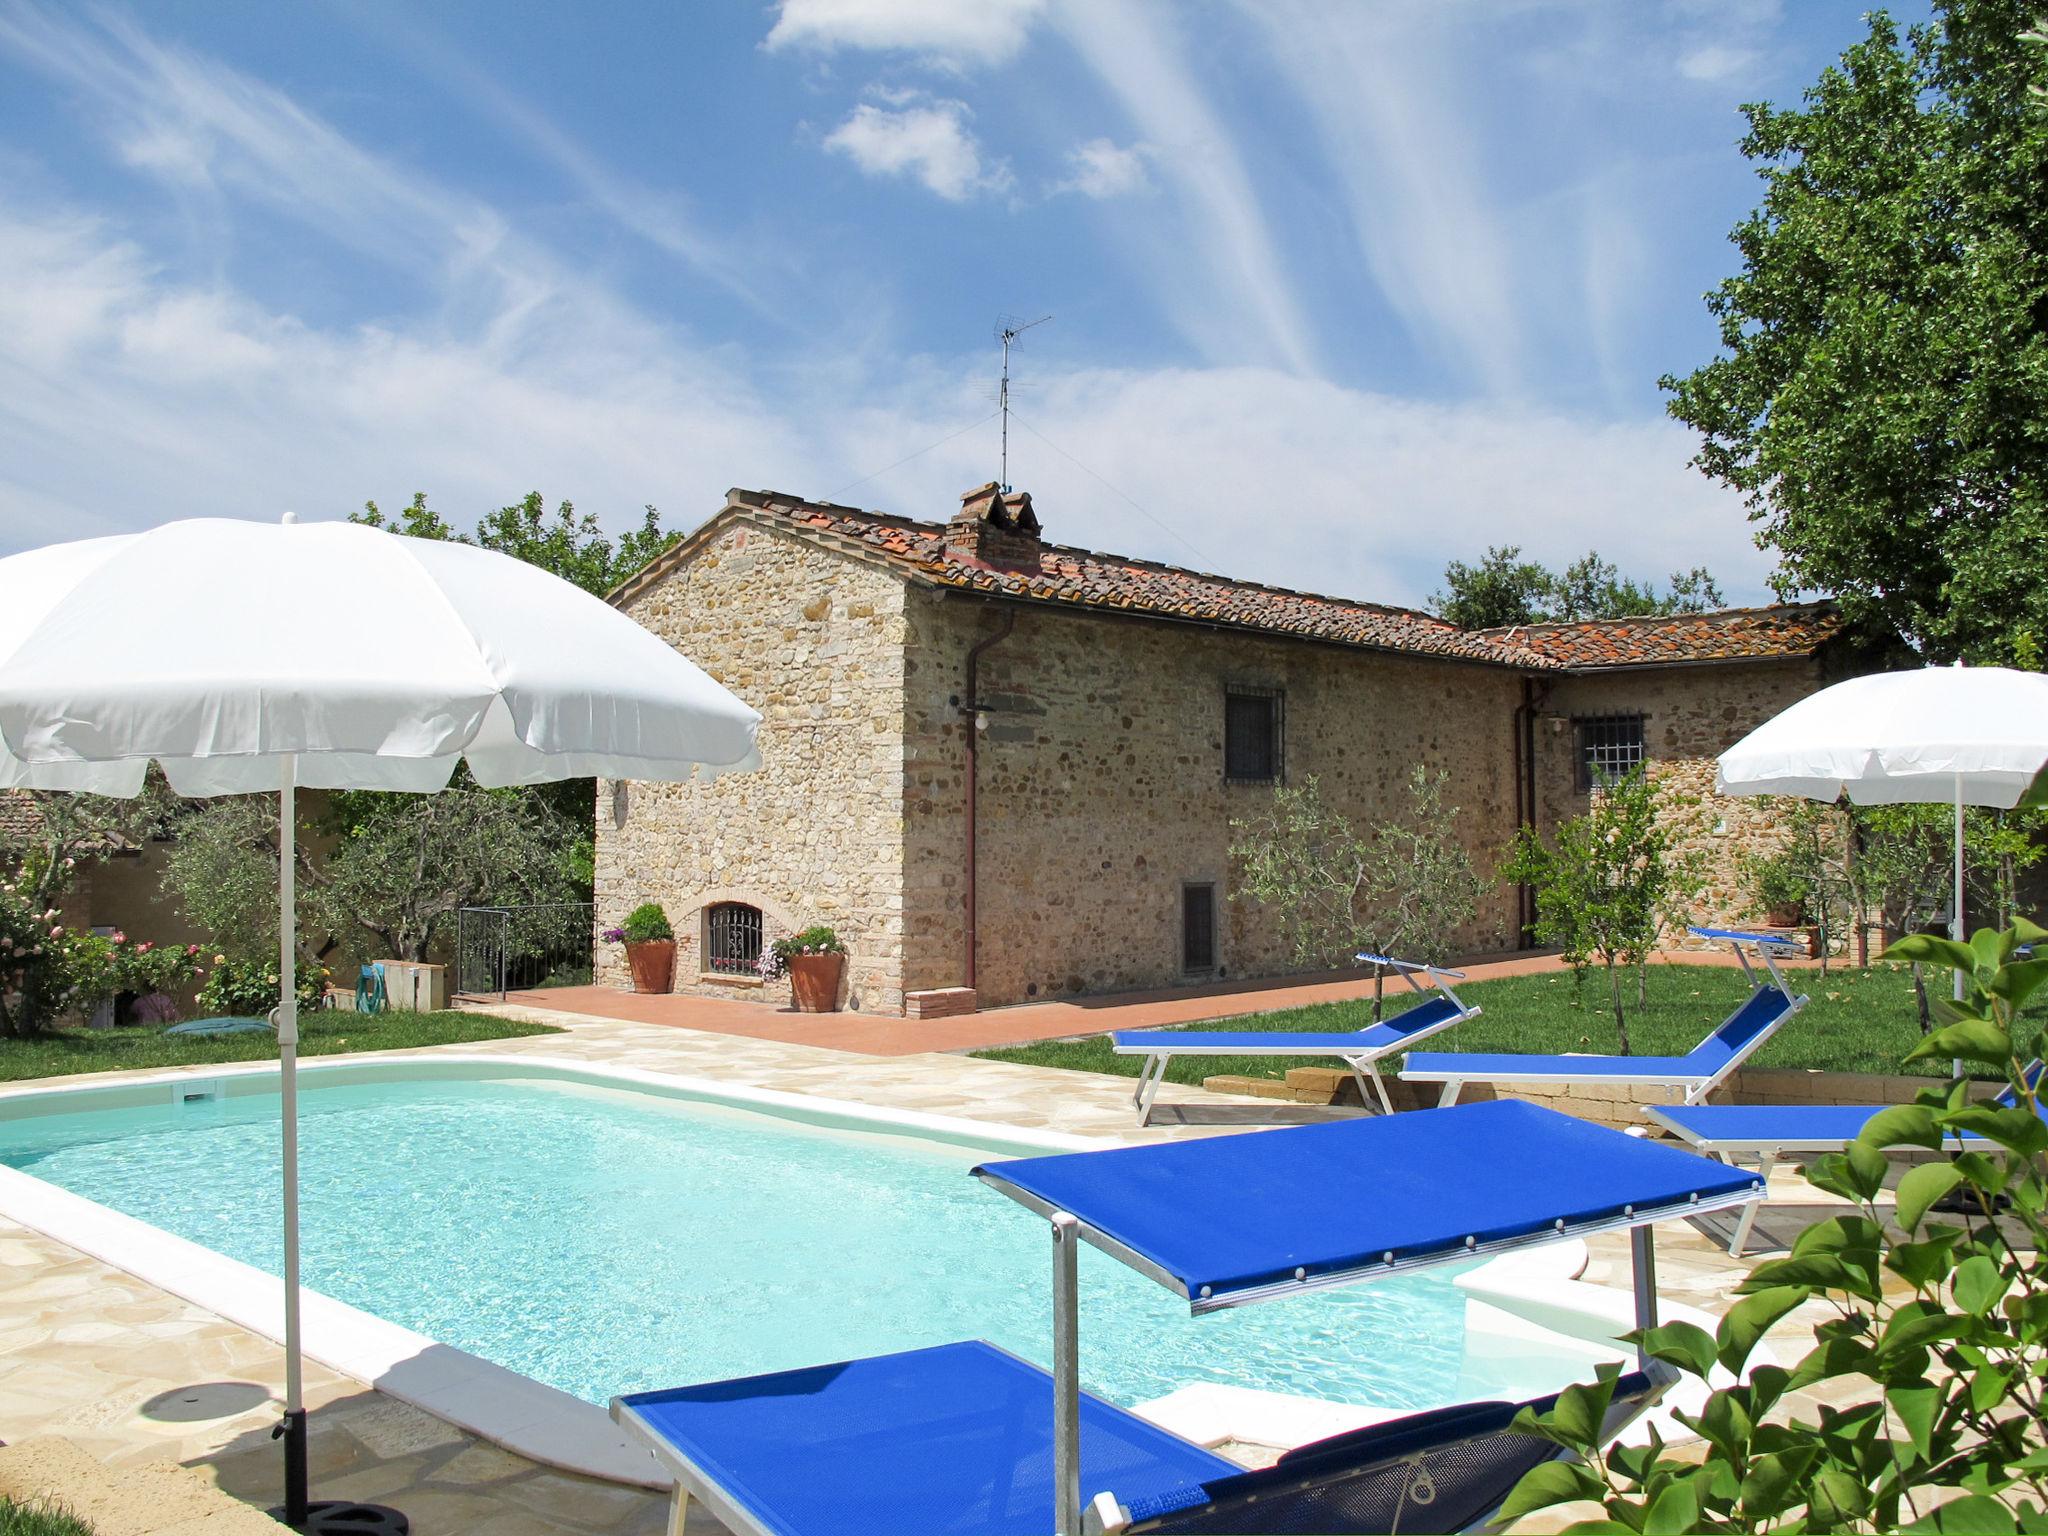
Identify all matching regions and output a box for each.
[0,1071,1587,1411]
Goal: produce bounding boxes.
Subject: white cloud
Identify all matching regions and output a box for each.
[0,183,1770,610]
[1052,138,1153,200]
[845,367,1770,611]
[822,98,1008,201]
[1051,0,1321,377]
[765,0,1047,67]
[1242,2,1526,399]
[0,2,1775,616]
[1676,44,1759,82]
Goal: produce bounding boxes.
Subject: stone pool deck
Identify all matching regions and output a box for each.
[491,942,1814,1056]
[0,1010,1856,1535]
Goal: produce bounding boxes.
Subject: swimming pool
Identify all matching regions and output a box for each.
[0,1060,1601,1419]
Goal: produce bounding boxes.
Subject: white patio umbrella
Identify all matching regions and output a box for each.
[1717,665,2048,1042]
[0,516,760,1534]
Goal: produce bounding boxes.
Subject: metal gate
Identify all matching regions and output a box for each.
[456,903,595,1000]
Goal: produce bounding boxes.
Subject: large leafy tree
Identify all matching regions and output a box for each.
[160,784,579,965]
[1431,546,1724,629]
[349,491,688,895]
[1665,0,2048,663]
[354,491,680,597]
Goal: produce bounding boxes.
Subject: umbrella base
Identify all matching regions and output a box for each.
[269,1501,410,1536]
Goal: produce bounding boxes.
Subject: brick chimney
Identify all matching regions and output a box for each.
[946,482,1043,573]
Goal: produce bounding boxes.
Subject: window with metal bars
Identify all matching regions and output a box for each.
[705,902,763,975]
[1575,713,1647,791]
[1182,883,1217,973]
[1224,686,1283,784]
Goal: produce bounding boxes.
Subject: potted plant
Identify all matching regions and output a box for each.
[609,903,676,994]
[774,926,846,1013]
[1743,851,1811,930]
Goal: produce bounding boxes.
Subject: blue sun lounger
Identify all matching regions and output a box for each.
[1110,954,1478,1123]
[1646,1062,2046,1254]
[1401,928,1808,1109]
[612,1100,1762,1536]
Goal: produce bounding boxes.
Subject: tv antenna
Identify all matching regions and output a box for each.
[996,313,1051,492]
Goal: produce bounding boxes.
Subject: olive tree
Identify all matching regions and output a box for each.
[160,781,579,966]
[1501,767,1703,1051]
[1230,769,1487,1019]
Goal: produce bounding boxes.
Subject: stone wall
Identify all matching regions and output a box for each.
[900,590,1527,1007]
[594,515,1841,1015]
[1532,660,1826,943]
[593,521,910,1012]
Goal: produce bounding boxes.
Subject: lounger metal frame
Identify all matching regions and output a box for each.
[1115,954,1478,1124]
[1643,1106,1857,1256]
[1402,929,1806,1109]
[1646,1061,2043,1255]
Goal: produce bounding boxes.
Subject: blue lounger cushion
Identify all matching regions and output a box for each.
[1655,1070,2045,1150]
[1113,994,1464,1055]
[1114,1030,1420,1054]
[1655,1104,1904,1146]
[612,1340,1234,1536]
[1403,1050,1709,1081]
[1405,986,1794,1083]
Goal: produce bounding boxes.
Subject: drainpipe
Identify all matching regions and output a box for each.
[962,609,1017,991]
[1512,677,1548,949]
[1512,681,1531,945]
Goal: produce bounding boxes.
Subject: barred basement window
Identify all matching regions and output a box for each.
[1182,883,1217,973]
[705,902,763,976]
[1575,713,1646,791]
[1225,686,1284,784]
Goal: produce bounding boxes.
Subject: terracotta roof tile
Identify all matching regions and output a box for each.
[615,489,1839,673]
[1480,603,1841,668]
[715,491,1556,668]
[0,790,39,846]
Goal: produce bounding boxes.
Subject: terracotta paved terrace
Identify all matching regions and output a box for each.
[496,942,1815,1055]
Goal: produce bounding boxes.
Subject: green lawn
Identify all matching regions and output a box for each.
[0,1009,560,1083]
[974,961,1966,1085]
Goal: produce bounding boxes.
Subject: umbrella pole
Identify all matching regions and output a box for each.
[265,761,409,1536]
[276,757,308,1526]
[1954,774,1966,1080]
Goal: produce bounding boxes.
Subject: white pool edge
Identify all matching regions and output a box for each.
[0,1052,1120,1489]
[0,1052,1678,1481]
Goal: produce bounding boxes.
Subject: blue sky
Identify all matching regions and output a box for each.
[0,0,1923,609]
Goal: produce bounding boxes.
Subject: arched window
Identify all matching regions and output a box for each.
[705,902,764,976]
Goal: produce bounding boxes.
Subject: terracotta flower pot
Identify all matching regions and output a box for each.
[626,939,676,994]
[788,952,844,1013]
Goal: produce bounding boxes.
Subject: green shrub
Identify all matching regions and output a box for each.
[1504,916,2048,1534]
[1743,848,1813,921]
[773,925,844,961]
[621,903,673,944]
[195,955,327,1018]
[0,1495,94,1536]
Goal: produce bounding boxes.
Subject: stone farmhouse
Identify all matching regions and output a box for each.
[593,483,1851,1015]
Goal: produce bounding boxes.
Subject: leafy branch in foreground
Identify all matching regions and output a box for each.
[1502,916,2048,1533]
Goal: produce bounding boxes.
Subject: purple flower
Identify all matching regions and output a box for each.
[601,926,628,945]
